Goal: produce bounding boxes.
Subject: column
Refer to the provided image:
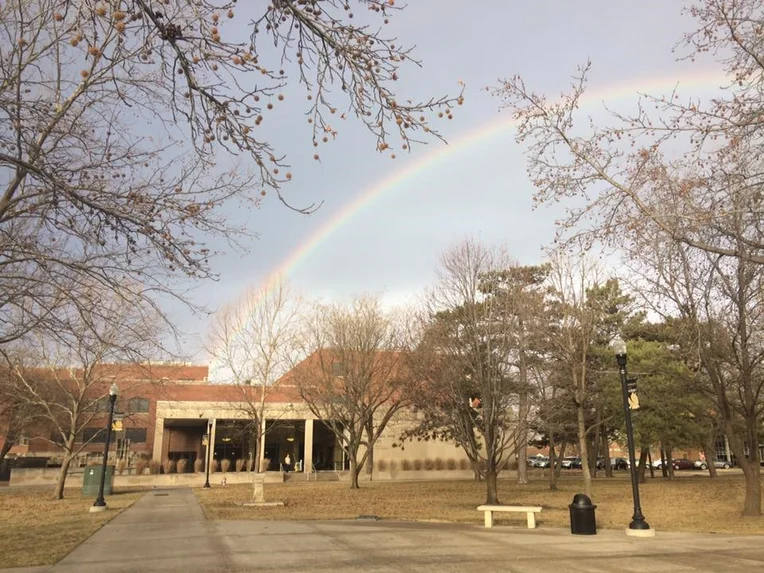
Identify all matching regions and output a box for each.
[209,418,217,469]
[303,419,314,473]
[152,417,164,462]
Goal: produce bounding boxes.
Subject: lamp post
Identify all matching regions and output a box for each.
[203,420,212,488]
[91,383,118,512]
[613,337,651,534]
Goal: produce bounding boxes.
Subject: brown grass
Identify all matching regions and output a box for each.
[0,488,142,568]
[195,474,764,534]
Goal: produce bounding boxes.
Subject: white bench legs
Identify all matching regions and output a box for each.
[477,505,542,529]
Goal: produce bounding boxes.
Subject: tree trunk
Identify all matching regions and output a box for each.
[485,468,499,504]
[666,447,675,480]
[659,443,667,478]
[54,454,74,500]
[601,431,613,478]
[701,438,718,478]
[365,420,374,481]
[590,414,601,477]
[0,436,13,465]
[637,448,649,484]
[516,393,529,485]
[548,433,557,491]
[349,456,360,489]
[254,427,263,474]
[726,419,762,516]
[646,449,655,479]
[740,460,762,517]
[576,403,592,498]
[517,446,528,484]
[555,441,567,479]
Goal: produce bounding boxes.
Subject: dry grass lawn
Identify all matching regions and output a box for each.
[0,488,141,568]
[196,473,764,535]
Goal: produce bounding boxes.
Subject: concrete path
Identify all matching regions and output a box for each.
[5,488,764,572]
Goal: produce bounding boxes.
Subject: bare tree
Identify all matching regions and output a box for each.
[292,297,410,489]
[492,1,764,265]
[544,251,606,499]
[0,287,162,499]
[207,277,302,474]
[0,0,462,349]
[403,240,534,504]
[626,227,764,516]
[0,371,39,465]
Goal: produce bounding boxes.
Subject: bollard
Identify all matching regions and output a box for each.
[569,493,597,535]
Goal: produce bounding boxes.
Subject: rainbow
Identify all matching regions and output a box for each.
[259,70,729,291]
[207,69,730,375]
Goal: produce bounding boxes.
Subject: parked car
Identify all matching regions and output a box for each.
[561,456,578,469]
[528,455,550,468]
[694,459,708,470]
[672,458,695,470]
[713,459,733,469]
[610,457,628,470]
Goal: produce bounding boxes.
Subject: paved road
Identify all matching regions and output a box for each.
[4,488,763,573]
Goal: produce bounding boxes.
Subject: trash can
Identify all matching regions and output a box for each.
[569,493,597,535]
[82,465,115,496]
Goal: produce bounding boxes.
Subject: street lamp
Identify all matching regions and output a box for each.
[203,420,212,488]
[613,337,652,535]
[91,383,118,512]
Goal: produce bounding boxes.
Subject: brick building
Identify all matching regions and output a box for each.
[2,360,469,474]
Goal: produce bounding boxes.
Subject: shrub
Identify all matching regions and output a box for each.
[194,458,203,473]
[235,459,245,472]
[220,458,231,473]
[210,459,219,472]
[413,459,423,471]
[389,460,398,472]
[246,458,254,472]
[260,458,270,473]
[446,458,457,470]
[401,459,411,471]
[458,459,470,471]
[423,458,435,471]
[434,458,445,470]
[134,458,147,475]
[116,459,126,475]
[87,457,102,466]
[149,460,161,475]
[377,459,388,472]
[177,458,188,474]
[163,459,176,474]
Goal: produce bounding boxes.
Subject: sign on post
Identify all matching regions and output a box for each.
[626,378,640,410]
[111,415,124,432]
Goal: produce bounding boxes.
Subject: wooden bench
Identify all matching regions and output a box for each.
[477,504,542,529]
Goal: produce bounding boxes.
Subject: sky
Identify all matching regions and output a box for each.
[174,0,729,363]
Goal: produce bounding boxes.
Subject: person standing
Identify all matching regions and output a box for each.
[284,453,292,473]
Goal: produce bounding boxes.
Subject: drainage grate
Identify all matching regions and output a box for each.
[154,493,169,497]
[356,514,380,521]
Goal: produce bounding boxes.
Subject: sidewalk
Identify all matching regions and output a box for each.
[5,488,764,572]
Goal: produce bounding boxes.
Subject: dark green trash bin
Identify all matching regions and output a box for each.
[82,465,115,496]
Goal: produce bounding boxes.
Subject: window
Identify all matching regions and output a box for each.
[93,397,111,412]
[125,428,147,443]
[82,428,106,443]
[128,397,150,413]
